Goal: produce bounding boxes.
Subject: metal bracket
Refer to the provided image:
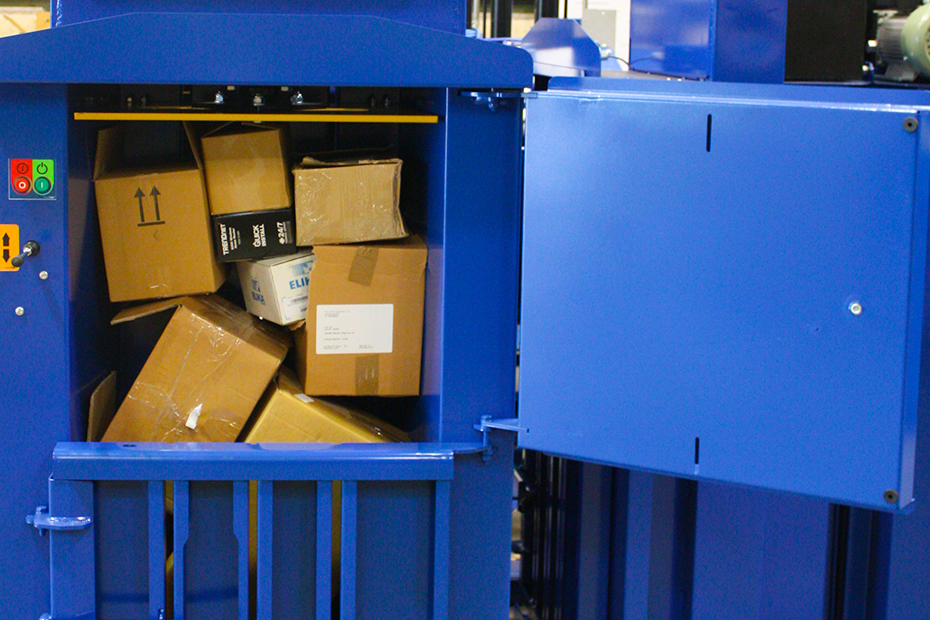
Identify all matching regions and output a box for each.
[460,89,525,111]
[474,416,525,462]
[26,505,92,537]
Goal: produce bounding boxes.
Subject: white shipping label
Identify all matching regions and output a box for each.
[316,304,393,355]
[281,294,309,322]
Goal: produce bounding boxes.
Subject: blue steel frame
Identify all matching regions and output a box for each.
[41,442,457,620]
[0,12,531,619]
[629,0,788,82]
[49,0,466,33]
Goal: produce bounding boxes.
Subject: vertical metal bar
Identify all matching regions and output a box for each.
[233,482,249,620]
[340,481,357,620]
[173,481,189,620]
[317,482,333,620]
[48,478,95,620]
[432,480,451,620]
[491,0,512,38]
[257,481,274,620]
[148,481,166,620]
[619,471,653,620]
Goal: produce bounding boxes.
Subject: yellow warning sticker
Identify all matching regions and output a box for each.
[0,224,20,271]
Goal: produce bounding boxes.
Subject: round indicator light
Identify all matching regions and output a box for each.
[13,177,31,194]
[33,177,51,195]
[15,162,29,175]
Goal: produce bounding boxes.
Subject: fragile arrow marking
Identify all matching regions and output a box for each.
[150,186,161,222]
[134,188,146,223]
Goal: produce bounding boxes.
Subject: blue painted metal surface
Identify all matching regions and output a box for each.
[882,195,930,618]
[42,442,498,620]
[419,90,523,443]
[53,442,456,480]
[26,506,92,532]
[0,83,72,620]
[630,0,787,82]
[0,13,532,88]
[690,484,831,620]
[50,0,464,33]
[520,78,930,510]
[519,18,602,77]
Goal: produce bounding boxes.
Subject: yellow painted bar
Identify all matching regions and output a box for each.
[73,111,439,124]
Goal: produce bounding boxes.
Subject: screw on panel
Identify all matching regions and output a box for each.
[38,271,48,280]
[849,301,863,315]
[884,489,899,504]
[14,307,24,316]
[904,117,919,132]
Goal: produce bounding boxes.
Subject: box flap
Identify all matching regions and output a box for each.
[182,121,206,170]
[86,371,118,442]
[111,297,187,325]
[250,249,315,268]
[298,156,402,169]
[312,235,427,278]
[93,125,122,180]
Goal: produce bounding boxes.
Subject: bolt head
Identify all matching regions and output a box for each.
[849,301,863,315]
[14,306,24,316]
[38,271,48,280]
[905,117,919,133]
[884,489,899,504]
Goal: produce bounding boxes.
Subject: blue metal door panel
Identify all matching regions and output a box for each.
[520,83,929,510]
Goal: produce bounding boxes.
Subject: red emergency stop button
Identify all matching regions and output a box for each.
[12,177,31,194]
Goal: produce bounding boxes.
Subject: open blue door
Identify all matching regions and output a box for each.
[519,78,930,511]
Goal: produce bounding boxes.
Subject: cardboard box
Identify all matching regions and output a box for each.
[237,251,315,326]
[294,235,427,396]
[243,368,408,443]
[102,295,290,443]
[212,207,296,262]
[201,123,292,216]
[94,123,226,302]
[293,157,407,245]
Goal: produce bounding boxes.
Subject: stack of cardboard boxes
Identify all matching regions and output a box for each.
[91,121,426,446]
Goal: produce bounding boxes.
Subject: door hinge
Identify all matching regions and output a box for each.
[26,505,92,536]
[474,416,526,461]
[460,89,526,110]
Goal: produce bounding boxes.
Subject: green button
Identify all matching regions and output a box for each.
[33,159,53,181]
[34,177,51,195]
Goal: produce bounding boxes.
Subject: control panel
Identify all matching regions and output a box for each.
[9,159,55,200]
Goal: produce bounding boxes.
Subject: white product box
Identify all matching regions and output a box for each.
[237,251,315,325]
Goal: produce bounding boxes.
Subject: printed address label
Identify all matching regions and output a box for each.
[316,304,393,355]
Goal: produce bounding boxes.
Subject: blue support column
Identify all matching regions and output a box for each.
[691,484,831,620]
[48,479,95,620]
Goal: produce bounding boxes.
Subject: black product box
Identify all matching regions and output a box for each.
[212,208,296,262]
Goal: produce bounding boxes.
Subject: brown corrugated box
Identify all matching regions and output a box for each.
[201,123,292,216]
[294,235,427,396]
[293,156,406,245]
[243,368,409,443]
[93,123,226,302]
[102,295,290,443]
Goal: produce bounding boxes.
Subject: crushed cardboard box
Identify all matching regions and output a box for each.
[294,235,427,396]
[102,295,289,443]
[237,251,315,326]
[243,367,408,443]
[293,156,406,246]
[202,123,292,216]
[202,124,296,262]
[93,122,226,302]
